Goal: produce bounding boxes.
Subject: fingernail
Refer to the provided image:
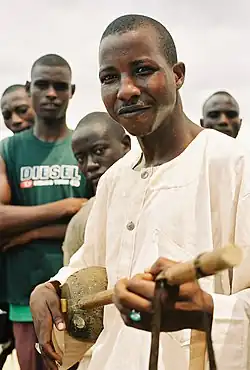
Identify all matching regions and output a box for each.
[57,322,65,330]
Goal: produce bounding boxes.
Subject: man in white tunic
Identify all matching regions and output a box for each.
[30,14,250,370]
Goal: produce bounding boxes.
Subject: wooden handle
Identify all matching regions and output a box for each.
[156,244,242,285]
[78,288,114,310]
[66,245,242,312]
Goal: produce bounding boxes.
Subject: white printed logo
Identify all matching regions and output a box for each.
[20,165,81,188]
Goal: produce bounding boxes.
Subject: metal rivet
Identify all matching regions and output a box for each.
[73,315,86,329]
[141,171,149,179]
[127,221,135,231]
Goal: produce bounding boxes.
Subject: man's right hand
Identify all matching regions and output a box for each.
[30,281,65,369]
[59,197,88,216]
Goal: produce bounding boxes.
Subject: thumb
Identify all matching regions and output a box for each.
[56,321,66,331]
[149,257,177,276]
[49,299,66,331]
[53,313,66,331]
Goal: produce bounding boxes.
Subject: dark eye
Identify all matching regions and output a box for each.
[100,74,118,85]
[135,66,155,75]
[35,80,49,90]
[76,156,84,165]
[53,82,69,91]
[93,147,105,156]
[226,111,238,119]
[17,106,28,115]
[208,111,220,119]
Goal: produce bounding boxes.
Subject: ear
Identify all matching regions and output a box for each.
[239,118,242,128]
[25,81,31,95]
[173,62,185,90]
[122,134,131,153]
[71,84,76,98]
[200,118,204,127]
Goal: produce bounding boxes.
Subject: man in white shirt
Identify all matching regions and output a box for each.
[30,14,250,370]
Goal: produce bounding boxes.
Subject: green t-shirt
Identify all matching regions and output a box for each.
[0,128,92,321]
[0,142,7,306]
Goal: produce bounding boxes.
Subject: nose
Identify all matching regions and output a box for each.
[218,113,230,125]
[46,85,57,99]
[11,112,23,126]
[86,155,99,175]
[117,75,140,102]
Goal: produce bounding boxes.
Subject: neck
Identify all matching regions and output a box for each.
[33,116,70,142]
[137,96,202,167]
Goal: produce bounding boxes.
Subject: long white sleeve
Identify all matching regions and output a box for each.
[211,290,250,369]
[211,154,250,369]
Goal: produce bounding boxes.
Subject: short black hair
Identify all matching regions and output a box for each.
[75,111,126,140]
[203,90,239,114]
[1,84,25,98]
[31,54,72,77]
[101,14,177,66]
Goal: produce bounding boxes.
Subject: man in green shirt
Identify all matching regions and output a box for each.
[0,54,91,370]
[0,83,35,370]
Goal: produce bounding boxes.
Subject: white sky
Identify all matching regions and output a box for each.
[0,0,249,147]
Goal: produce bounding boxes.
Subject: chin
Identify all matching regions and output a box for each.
[41,113,61,121]
[116,116,155,137]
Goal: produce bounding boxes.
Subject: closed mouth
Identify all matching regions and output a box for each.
[42,103,59,109]
[118,105,151,115]
[88,173,103,183]
[213,127,232,135]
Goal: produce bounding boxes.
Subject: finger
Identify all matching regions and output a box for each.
[114,285,152,313]
[174,301,200,311]
[42,342,62,364]
[149,257,177,276]
[132,272,154,281]
[176,282,200,300]
[48,300,65,330]
[113,298,132,316]
[121,312,152,332]
[127,279,155,300]
[42,354,59,370]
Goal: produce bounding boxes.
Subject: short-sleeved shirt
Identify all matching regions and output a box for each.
[0,128,92,321]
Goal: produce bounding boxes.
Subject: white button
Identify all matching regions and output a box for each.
[141,171,149,179]
[126,221,135,231]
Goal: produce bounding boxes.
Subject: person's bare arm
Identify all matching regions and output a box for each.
[1,224,68,251]
[0,156,87,238]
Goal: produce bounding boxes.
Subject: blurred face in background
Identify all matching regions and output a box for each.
[1,88,35,133]
[201,93,241,138]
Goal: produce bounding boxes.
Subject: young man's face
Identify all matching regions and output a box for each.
[72,122,130,191]
[29,65,73,121]
[201,94,241,138]
[1,88,35,133]
[99,26,183,137]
